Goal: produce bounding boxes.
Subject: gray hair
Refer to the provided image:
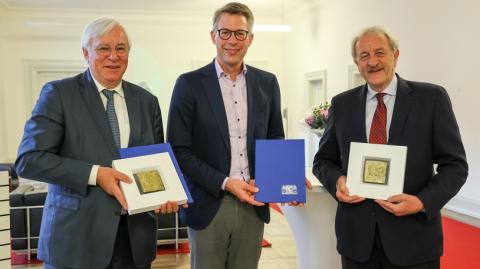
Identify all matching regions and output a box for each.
[351,26,398,59]
[81,17,131,50]
[212,2,254,32]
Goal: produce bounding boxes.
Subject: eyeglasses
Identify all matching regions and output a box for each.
[216,29,249,41]
[94,45,129,57]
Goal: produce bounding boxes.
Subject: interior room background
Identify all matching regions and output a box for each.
[0,0,478,218]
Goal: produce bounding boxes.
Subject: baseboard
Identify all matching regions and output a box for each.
[445,195,480,219]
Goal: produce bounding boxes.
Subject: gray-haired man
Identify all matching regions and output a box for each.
[16,17,178,269]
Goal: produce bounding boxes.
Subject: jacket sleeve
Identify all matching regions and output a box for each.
[312,97,344,198]
[417,87,468,219]
[15,82,92,195]
[267,76,285,139]
[151,95,164,144]
[166,75,227,197]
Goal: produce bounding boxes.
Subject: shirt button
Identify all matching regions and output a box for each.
[233,84,236,87]
[241,172,244,174]
[237,118,240,121]
[240,153,243,156]
[238,136,241,139]
[234,101,238,104]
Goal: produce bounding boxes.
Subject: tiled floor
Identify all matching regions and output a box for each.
[12,207,297,269]
[12,207,479,269]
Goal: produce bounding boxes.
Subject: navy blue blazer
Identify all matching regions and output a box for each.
[167,61,284,229]
[16,70,164,268]
[313,75,468,266]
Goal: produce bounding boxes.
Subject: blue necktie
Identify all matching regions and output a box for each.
[102,89,121,148]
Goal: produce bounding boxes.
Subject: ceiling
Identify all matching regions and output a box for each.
[0,0,308,16]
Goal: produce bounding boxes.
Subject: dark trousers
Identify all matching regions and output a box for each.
[45,215,150,269]
[105,215,151,269]
[341,228,440,269]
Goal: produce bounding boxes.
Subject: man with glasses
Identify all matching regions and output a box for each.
[167,2,284,269]
[16,17,178,269]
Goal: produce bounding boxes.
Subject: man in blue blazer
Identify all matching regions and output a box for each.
[313,26,468,269]
[16,17,178,269]
[167,2,284,268]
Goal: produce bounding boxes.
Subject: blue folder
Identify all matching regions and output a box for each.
[119,143,193,203]
[254,139,306,203]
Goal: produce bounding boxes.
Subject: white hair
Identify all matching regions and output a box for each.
[81,17,131,50]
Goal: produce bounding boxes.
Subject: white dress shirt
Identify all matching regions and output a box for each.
[88,74,130,185]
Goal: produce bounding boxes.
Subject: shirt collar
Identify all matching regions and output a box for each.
[367,74,397,100]
[91,70,125,98]
[214,58,247,79]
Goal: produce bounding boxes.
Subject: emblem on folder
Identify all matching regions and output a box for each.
[281,185,298,195]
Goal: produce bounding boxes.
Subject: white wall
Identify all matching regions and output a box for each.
[0,9,284,163]
[283,0,480,217]
[1,0,478,217]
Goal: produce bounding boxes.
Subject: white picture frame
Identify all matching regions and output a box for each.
[113,152,188,215]
[346,142,407,200]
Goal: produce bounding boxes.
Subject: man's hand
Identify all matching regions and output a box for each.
[155,201,189,214]
[97,166,132,210]
[287,178,313,207]
[225,178,265,206]
[375,194,424,216]
[336,175,365,203]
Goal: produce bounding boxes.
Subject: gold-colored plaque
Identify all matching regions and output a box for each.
[133,170,165,194]
[362,158,390,185]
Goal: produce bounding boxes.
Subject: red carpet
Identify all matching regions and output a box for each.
[10,251,42,265]
[270,202,283,214]
[269,203,480,268]
[156,242,190,255]
[441,217,480,269]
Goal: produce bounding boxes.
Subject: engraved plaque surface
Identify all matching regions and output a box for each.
[133,170,165,194]
[362,158,390,185]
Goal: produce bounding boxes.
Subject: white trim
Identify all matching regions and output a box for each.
[303,70,327,166]
[0,37,7,162]
[305,70,327,104]
[348,64,364,89]
[23,59,85,110]
[445,195,480,219]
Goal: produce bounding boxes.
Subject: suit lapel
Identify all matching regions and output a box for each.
[78,70,119,157]
[354,85,368,143]
[123,82,141,147]
[201,62,231,152]
[245,68,257,155]
[389,75,413,144]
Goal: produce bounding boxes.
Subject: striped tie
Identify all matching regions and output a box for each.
[102,89,121,148]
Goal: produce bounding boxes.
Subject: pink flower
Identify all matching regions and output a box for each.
[305,115,315,125]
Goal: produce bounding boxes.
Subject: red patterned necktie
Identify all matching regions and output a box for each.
[369,93,387,144]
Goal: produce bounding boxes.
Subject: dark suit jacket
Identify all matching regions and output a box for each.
[313,75,468,266]
[15,70,164,268]
[167,61,284,230]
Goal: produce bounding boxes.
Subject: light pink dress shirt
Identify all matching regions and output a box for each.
[214,59,250,189]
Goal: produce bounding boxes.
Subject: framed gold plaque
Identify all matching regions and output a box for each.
[362,157,390,185]
[133,169,166,194]
[113,149,190,215]
[346,142,407,200]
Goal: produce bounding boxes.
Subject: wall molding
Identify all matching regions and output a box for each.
[0,38,7,161]
[23,59,85,110]
[445,195,480,219]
